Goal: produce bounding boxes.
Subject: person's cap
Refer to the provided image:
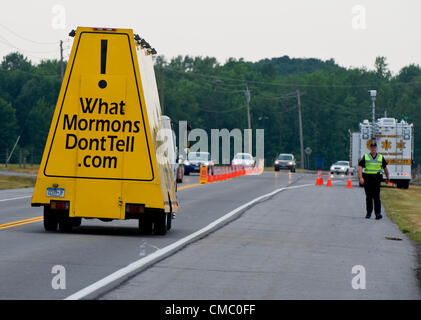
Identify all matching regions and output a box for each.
[370,141,377,147]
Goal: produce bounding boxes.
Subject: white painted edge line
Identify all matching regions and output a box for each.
[0,195,32,202]
[65,182,316,300]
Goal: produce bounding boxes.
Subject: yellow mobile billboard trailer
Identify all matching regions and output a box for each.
[31,27,178,235]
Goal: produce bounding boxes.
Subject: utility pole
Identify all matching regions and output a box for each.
[5,148,8,168]
[297,90,304,169]
[60,40,64,80]
[19,149,22,168]
[6,135,20,167]
[369,90,377,141]
[245,85,252,154]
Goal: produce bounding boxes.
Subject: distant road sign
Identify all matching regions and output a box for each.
[305,147,312,155]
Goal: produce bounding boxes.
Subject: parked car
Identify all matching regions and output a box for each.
[184,152,214,175]
[329,161,354,175]
[274,153,296,172]
[232,153,256,167]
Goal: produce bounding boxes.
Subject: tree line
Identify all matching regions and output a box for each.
[1,52,420,169]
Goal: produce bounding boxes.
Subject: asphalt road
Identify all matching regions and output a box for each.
[101,174,421,300]
[0,171,304,299]
[0,170,37,177]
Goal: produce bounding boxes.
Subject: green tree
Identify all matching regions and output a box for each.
[374,56,391,79]
[0,98,18,153]
[25,97,54,153]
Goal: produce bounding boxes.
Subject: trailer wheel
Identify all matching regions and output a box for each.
[56,214,80,232]
[43,207,58,231]
[139,216,153,235]
[58,218,73,232]
[72,217,82,228]
[397,180,410,189]
[167,212,172,231]
[154,212,168,235]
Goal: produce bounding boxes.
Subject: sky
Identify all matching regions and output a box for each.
[0,0,419,74]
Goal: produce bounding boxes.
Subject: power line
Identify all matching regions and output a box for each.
[212,88,245,94]
[200,105,246,113]
[160,65,421,88]
[0,23,57,45]
[304,95,364,113]
[258,104,298,114]
[0,34,59,54]
[254,91,298,100]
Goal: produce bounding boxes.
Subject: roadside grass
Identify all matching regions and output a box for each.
[382,185,421,242]
[0,164,39,174]
[0,174,36,190]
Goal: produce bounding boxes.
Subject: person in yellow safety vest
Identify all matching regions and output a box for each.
[358,141,390,220]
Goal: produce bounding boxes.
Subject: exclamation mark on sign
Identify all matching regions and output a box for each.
[98,39,108,89]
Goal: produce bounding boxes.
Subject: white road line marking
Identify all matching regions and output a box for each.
[0,195,32,202]
[65,182,315,300]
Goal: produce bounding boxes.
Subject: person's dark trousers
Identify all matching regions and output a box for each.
[363,173,382,217]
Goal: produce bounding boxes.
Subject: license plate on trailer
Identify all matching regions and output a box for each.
[46,187,65,198]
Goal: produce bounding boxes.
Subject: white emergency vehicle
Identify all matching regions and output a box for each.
[350,117,414,189]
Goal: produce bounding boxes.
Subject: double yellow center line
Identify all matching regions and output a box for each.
[0,216,43,230]
[178,183,201,191]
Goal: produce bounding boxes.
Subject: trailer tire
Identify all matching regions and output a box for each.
[58,218,73,232]
[72,217,82,228]
[397,180,410,189]
[167,212,172,231]
[43,207,58,231]
[154,211,167,235]
[139,216,153,235]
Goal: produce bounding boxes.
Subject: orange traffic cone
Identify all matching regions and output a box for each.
[346,172,353,189]
[315,170,323,186]
[326,174,333,187]
[207,167,213,183]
